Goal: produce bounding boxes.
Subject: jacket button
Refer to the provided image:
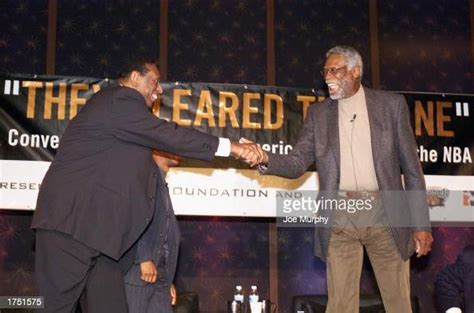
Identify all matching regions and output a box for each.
[153,173,157,177]
[149,196,155,201]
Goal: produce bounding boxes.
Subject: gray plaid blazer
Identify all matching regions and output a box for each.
[263,87,430,261]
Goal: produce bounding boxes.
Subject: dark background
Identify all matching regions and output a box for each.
[0,1,473,312]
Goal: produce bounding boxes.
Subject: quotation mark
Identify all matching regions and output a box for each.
[455,102,469,117]
[3,80,20,95]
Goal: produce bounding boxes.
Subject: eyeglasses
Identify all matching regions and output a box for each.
[148,77,161,87]
[320,66,347,77]
[138,71,160,85]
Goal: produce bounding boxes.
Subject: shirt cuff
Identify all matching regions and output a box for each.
[446,308,462,313]
[215,138,231,157]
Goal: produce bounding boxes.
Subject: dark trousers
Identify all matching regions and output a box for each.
[34,229,128,313]
[125,279,173,313]
[125,230,179,313]
[125,243,178,313]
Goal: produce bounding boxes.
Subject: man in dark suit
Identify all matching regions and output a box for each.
[31,58,259,313]
[435,245,474,313]
[244,46,433,312]
[124,150,181,313]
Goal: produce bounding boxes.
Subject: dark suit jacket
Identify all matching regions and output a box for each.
[31,85,218,260]
[435,245,474,313]
[263,87,430,261]
[124,168,180,287]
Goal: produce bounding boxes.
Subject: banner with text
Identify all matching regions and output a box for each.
[0,74,472,219]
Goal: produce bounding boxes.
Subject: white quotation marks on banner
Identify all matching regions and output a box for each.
[3,80,20,95]
[455,102,469,117]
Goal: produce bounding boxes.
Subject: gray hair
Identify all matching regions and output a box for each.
[326,46,364,79]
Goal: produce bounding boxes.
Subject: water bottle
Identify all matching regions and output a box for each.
[249,285,259,304]
[234,285,244,303]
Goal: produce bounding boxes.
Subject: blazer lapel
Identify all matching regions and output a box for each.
[364,87,384,183]
[327,99,340,179]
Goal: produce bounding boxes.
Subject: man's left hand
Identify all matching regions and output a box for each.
[140,260,158,283]
[413,231,433,257]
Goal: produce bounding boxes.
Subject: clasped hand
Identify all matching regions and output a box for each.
[230,138,268,167]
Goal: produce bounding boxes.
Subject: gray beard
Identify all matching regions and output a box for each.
[328,79,353,100]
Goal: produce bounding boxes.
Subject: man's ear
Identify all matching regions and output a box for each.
[129,71,141,87]
[352,66,361,79]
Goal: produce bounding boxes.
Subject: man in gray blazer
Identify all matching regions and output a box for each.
[246,46,433,313]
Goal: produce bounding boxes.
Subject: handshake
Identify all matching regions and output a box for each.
[230,138,269,167]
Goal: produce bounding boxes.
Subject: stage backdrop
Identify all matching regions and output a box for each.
[0,73,472,222]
